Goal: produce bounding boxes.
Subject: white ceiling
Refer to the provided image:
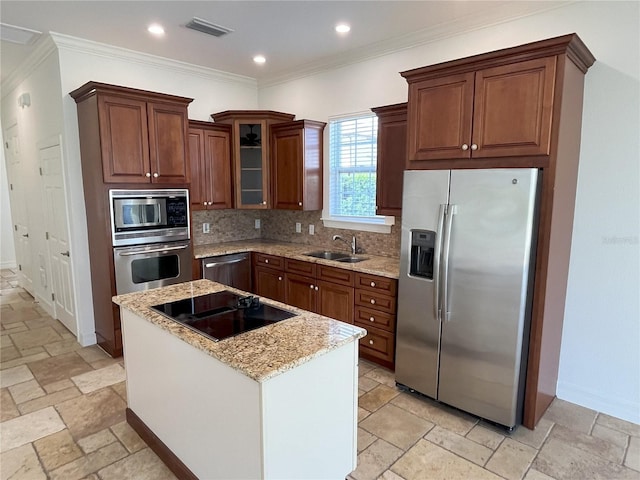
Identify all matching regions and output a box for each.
[1,1,572,85]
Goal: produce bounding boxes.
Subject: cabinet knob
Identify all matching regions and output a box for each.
[145,172,151,177]
[310,284,314,289]
[369,340,374,345]
[461,144,469,151]
[262,201,267,205]
[153,172,159,178]
[370,299,376,305]
[278,276,282,281]
[298,202,302,207]
[369,316,375,322]
[315,286,318,291]
[265,259,269,264]
[471,143,478,151]
[370,281,376,287]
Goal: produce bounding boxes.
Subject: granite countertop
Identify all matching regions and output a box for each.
[113,279,367,383]
[193,240,400,279]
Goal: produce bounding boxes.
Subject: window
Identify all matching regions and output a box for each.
[323,113,394,233]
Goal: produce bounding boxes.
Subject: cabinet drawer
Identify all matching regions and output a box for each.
[285,258,316,277]
[355,290,396,314]
[317,265,354,286]
[357,325,394,363]
[253,253,284,270]
[355,273,397,296]
[354,306,395,332]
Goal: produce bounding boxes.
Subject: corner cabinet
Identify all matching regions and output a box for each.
[271,120,326,211]
[70,82,192,184]
[188,121,233,210]
[211,111,295,209]
[371,103,407,216]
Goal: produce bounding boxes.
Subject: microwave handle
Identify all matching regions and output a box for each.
[117,244,189,256]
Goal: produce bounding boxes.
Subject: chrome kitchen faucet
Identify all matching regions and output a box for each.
[333,235,357,255]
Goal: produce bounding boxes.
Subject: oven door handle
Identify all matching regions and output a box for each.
[117,244,189,256]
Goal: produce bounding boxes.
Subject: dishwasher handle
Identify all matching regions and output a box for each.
[204,258,245,268]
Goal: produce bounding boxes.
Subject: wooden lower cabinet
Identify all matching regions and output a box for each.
[252,255,397,369]
[354,272,398,370]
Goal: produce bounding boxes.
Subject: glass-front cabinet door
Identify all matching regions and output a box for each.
[238,122,267,207]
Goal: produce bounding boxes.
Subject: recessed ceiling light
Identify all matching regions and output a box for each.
[253,55,266,64]
[147,24,165,36]
[335,23,351,34]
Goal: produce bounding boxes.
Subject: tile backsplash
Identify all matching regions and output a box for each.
[192,209,401,258]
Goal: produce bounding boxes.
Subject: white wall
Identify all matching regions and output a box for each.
[1,48,65,313]
[53,35,260,346]
[258,1,640,423]
[0,141,16,269]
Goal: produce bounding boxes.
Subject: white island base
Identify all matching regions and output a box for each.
[122,308,360,480]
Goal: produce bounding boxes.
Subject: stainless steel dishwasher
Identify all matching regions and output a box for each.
[201,253,252,291]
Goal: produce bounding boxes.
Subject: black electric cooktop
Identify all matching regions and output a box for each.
[151,291,296,342]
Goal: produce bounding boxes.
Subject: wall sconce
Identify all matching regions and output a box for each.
[18,93,30,108]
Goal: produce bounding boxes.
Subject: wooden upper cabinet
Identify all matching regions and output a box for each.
[97,95,150,183]
[188,121,232,210]
[148,102,190,184]
[271,120,326,211]
[371,103,407,216]
[211,110,295,209]
[70,82,192,184]
[403,49,558,168]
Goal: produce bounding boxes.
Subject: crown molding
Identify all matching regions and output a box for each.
[49,32,257,88]
[1,35,58,99]
[258,0,577,89]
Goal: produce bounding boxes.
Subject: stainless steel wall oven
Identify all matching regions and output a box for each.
[110,189,192,294]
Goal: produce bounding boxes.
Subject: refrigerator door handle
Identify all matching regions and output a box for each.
[433,204,446,321]
[441,204,457,322]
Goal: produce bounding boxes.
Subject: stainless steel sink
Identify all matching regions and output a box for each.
[304,251,350,260]
[335,256,368,263]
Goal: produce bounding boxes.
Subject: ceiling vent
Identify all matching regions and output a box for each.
[185,17,234,38]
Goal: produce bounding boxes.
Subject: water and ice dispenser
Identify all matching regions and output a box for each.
[409,230,435,280]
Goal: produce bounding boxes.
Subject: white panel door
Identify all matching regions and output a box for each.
[3,122,33,294]
[39,139,76,335]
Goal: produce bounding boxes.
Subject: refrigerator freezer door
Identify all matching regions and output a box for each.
[395,170,450,398]
[437,168,538,427]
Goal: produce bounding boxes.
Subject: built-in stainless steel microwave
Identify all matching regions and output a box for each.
[109,189,189,247]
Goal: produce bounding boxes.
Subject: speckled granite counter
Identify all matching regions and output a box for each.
[113,279,366,383]
[193,240,400,279]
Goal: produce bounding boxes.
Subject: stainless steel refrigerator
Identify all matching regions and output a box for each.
[395,168,540,429]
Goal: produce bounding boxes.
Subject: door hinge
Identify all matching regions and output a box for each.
[9,183,13,190]
[18,264,22,271]
[39,167,43,176]
[51,293,55,301]
[14,225,17,231]
[45,232,49,240]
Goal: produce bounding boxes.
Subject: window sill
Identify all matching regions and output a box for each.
[321,214,395,234]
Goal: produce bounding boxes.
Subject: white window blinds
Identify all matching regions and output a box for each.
[329,114,378,218]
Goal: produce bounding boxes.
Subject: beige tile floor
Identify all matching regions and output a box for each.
[1,268,638,480]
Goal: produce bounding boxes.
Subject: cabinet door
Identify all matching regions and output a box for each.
[317,280,354,324]
[472,57,556,158]
[407,72,474,162]
[98,95,150,183]
[204,129,233,209]
[234,121,269,209]
[272,127,303,210]
[188,128,207,210]
[147,102,189,184]
[254,265,285,303]
[284,273,316,312]
[374,105,407,216]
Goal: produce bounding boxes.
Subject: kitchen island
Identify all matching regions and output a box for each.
[113,280,366,480]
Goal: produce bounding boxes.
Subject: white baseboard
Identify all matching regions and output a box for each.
[556,380,640,425]
[0,261,17,269]
[78,331,97,347]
